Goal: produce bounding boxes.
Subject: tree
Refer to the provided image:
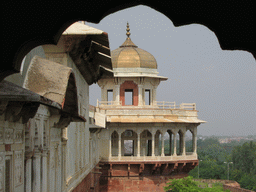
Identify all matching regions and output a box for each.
[238,173,256,191]
[230,141,256,190]
[231,141,256,175]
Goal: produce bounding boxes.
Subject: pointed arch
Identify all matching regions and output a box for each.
[111,131,119,156]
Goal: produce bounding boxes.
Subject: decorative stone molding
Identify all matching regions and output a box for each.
[0,127,3,144]
[14,129,23,143]
[0,152,4,192]
[4,128,14,144]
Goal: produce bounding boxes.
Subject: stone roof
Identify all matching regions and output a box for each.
[63,22,104,36]
[23,56,85,123]
[0,80,61,109]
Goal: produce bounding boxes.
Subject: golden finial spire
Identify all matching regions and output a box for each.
[120,22,137,47]
[126,22,130,38]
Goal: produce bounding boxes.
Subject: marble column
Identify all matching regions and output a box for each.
[33,151,41,192]
[114,84,120,103]
[138,85,143,106]
[118,133,121,158]
[137,133,140,157]
[152,132,155,157]
[42,151,48,192]
[161,134,165,157]
[109,133,112,158]
[25,154,32,192]
[182,132,186,156]
[152,87,157,105]
[193,129,197,155]
[173,133,177,156]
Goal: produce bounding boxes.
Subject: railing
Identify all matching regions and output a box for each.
[97,99,122,107]
[97,100,196,110]
[180,103,196,110]
[153,101,176,109]
[154,101,196,110]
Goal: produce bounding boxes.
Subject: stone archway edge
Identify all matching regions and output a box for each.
[2,1,255,80]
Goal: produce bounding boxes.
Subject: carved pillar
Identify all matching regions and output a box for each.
[118,132,121,159]
[109,132,112,158]
[41,151,48,192]
[182,131,186,156]
[152,131,155,157]
[152,86,157,105]
[137,132,141,157]
[114,84,120,103]
[193,128,197,155]
[173,132,177,156]
[33,151,41,192]
[161,133,165,157]
[25,154,33,192]
[138,85,143,106]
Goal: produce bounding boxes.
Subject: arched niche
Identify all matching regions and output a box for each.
[111,131,119,156]
[140,130,152,156]
[154,130,162,156]
[121,130,137,156]
[185,129,193,154]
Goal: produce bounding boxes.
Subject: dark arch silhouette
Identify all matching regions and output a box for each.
[2,1,255,80]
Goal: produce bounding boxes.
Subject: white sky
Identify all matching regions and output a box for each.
[88,5,256,136]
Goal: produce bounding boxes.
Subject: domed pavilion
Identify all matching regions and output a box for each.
[95,23,205,191]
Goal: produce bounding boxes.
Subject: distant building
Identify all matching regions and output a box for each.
[94,23,206,191]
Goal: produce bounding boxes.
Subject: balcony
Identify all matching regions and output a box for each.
[101,153,197,163]
[96,100,196,110]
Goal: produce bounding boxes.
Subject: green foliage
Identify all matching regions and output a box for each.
[164,176,230,192]
[238,173,256,191]
[230,141,256,190]
[188,139,256,191]
[162,137,256,190]
[231,141,256,175]
[164,176,198,192]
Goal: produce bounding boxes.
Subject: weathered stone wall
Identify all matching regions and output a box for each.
[0,114,25,192]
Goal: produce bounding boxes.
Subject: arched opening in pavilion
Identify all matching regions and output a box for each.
[164,130,174,156]
[186,129,193,155]
[111,131,119,156]
[154,130,162,156]
[177,130,185,156]
[121,130,137,156]
[140,130,152,156]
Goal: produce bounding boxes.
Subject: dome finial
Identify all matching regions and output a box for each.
[126,22,130,38]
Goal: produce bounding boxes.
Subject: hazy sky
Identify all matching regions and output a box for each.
[88,5,256,136]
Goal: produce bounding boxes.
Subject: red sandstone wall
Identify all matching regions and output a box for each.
[100,174,188,192]
[72,166,101,192]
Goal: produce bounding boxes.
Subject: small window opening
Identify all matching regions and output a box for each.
[107,90,113,104]
[145,89,151,105]
[124,140,134,156]
[125,89,133,105]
